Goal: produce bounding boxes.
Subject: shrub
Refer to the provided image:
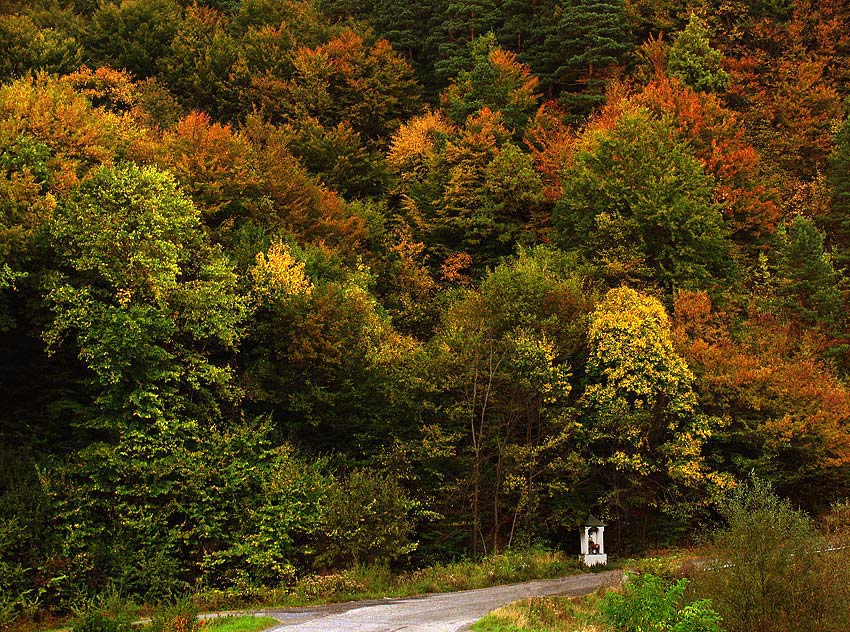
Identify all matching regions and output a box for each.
[45,419,327,606]
[71,611,133,632]
[598,572,721,632]
[692,477,850,632]
[0,449,55,625]
[148,599,200,632]
[313,469,416,569]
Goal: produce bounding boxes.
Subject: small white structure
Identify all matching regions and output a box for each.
[579,513,607,566]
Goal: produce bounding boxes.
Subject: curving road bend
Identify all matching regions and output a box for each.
[248,570,621,632]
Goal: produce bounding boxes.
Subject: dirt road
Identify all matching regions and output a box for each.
[250,570,621,632]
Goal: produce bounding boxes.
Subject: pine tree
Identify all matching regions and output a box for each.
[543,0,632,117]
[440,33,541,136]
[779,215,844,328]
[824,114,850,271]
[431,0,501,86]
[499,0,561,93]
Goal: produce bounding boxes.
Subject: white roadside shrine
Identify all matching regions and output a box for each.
[579,513,607,566]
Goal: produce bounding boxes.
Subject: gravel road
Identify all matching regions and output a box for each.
[248,570,621,632]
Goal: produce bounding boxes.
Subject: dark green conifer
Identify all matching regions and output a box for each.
[544,0,632,117]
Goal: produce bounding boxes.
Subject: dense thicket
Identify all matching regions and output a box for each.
[2,0,850,620]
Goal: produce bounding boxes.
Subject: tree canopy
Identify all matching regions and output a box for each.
[2,0,850,620]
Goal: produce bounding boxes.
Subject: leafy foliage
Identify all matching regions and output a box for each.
[83,0,181,79]
[284,30,422,143]
[581,287,729,531]
[46,163,248,433]
[314,470,417,568]
[599,573,721,632]
[0,14,81,82]
[554,109,735,294]
[692,477,850,632]
[3,0,850,618]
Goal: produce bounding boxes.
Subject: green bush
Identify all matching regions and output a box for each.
[692,477,850,632]
[0,448,55,625]
[44,419,328,606]
[598,573,721,632]
[148,599,199,632]
[71,611,133,632]
[314,469,416,569]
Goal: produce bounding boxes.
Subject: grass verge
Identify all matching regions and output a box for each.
[21,548,595,631]
[471,591,609,632]
[202,615,279,632]
[195,548,585,611]
[469,551,705,632]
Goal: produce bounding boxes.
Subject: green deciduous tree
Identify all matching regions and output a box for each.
[667,14,730,93]
[45,163,248,434]
[160,4,248,121]
[83,0,181,79]
[243,246,421,459]
[429,247,594,553]
[45,419,328,603]
[0,14,81,83]
[554,109,735,295]
[599,573,722,632]
[314,469,417,568]
[283,117,391,200]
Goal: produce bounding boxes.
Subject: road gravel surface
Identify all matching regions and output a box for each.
[249,570,621,632]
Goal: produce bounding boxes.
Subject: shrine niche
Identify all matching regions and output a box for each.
[579,514,607,566]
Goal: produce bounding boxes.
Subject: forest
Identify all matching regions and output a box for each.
[2,0,850,621]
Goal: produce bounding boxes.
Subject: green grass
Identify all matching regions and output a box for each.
[201,615,279,632]
[471,592,610,632]
[194,548,586,612]
[470,550,705,632]
[19,549,603,632]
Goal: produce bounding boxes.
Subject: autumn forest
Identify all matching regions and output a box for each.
[2,0,850,619]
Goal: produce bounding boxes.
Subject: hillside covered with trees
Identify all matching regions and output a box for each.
[3,0,850,620]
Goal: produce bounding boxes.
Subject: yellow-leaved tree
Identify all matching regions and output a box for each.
[580,286,730,546]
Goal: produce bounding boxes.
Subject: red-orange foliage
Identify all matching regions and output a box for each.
[487,48,540,110]
[161,111,261,225]
[158,112,365,253]
[634,76,779,245]
[673,291,850,503]
[244,118,366,255]
[287,29,421,142]
[440,252,473,285]
[730,55,842,178]
[722,3,848,182]
[524,101,575,203]
[444,107,509,164]
[0,74,129,190]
